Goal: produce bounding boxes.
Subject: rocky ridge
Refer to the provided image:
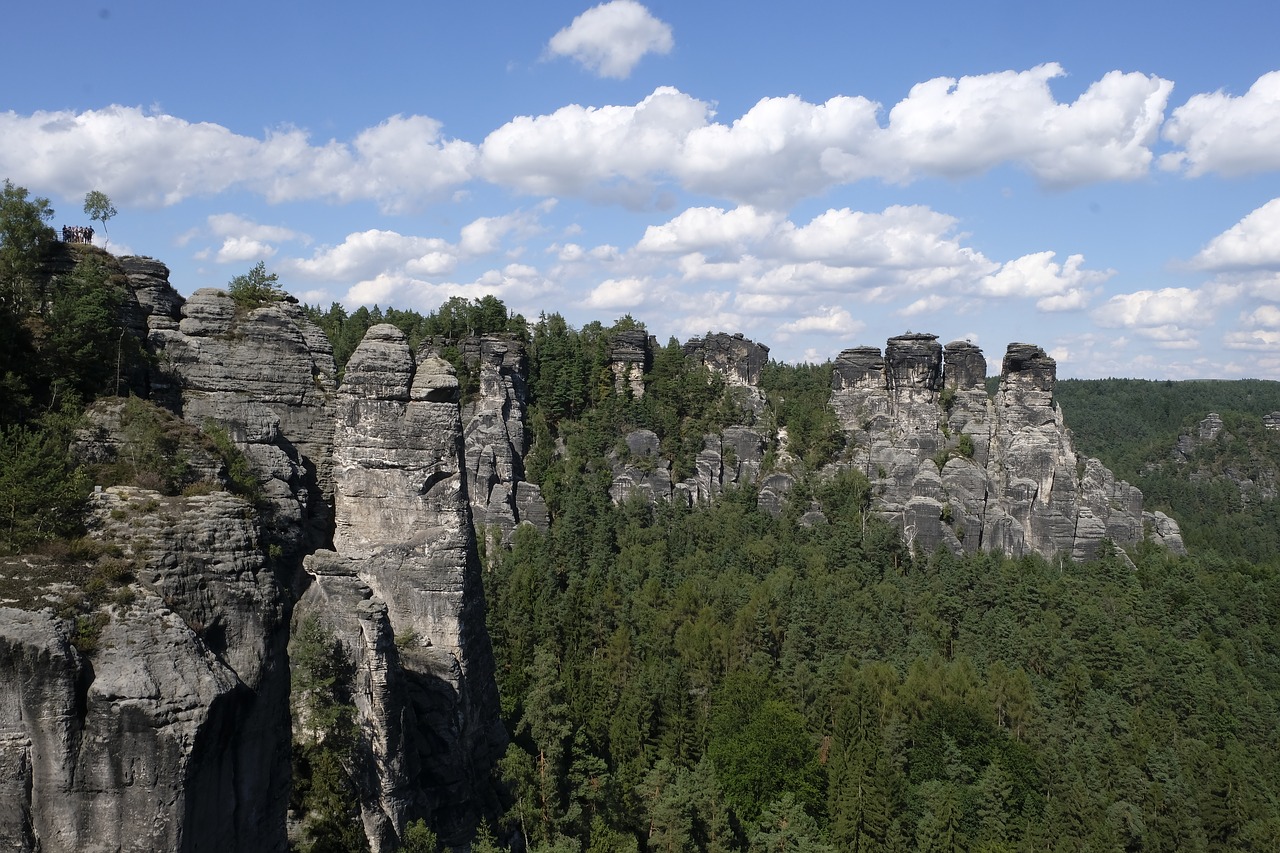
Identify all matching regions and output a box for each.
[598,331,1182,561]
[2,250,1188,851]
[1,259,507,852]
[1,486,289,852]
[831,335,1183,559]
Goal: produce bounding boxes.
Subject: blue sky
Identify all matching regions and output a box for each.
[5,0,1280,378]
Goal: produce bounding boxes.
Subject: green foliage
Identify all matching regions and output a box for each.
[759,361,844,470]
[0,178,56,316]
[90,397,198,494]
[398,819,438,853]
[226,260,284,310]
[0,410,91,553]
[303,294,527,382]
[42,252,133,399]
[1055,378,1280,479]
[708,672,824,821]
[1055,380,1280,563]
[201,421,261,503]
[82,190,117,241]
[483,418,1280,850]
[0,233,139,425]
[939,387,956,412]
[291,615,369,852]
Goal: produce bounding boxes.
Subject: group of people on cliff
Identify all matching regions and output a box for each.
[61,225,95,243]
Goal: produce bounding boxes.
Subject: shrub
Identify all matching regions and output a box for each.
[201,422,260,503]
[226,261,284,310]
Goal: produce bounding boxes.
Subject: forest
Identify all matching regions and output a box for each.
[309,296,1280,852]
[2,178,1279,852]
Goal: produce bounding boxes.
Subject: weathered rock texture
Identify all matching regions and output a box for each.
[296,325,504,850]
[0,487,289,852]
[608,330,652,397]
[143,276,338,556]
[832,335,1174,560]
[452,336,547,538]
[3,259,507,852]
[684,332,769,388]
[609,334,774,506]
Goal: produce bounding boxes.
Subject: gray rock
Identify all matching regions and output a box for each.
[0,487,290,853]
[684,332,770,388]
[943,340,987,390]
[830,335,1174,560]
[147,285,337,554]
[325,327,505,847]
[453,336,541,536]
[608,330,652,397]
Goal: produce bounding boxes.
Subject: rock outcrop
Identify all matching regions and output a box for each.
[0,487,290,852]
[609,334,774,506]
[3,259,507,852]
[609,330,652,397]
[3,246,1192,852]
[295,325,504,850]
[452,336,547,538]
[831,335,1165,561]
[145,285,338,555]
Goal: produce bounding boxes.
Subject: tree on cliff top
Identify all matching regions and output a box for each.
[227,260,284,309]
[83,190,117,244]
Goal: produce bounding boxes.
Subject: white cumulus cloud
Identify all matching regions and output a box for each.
[1091,287,1210,349]
[776,306,859,337]
[285,230,455,281]
[547,1,674,79]
[637,205,781,254]
[582,277,652,309]
[215,237,276,264]
[479,87,709,200]
[830,64,1172,188]
[977,251,1112,310]
[1161,71,1280,176]
[0,107,475,211]
[1190,198,1280,271]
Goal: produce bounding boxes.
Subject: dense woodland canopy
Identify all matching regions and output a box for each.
[2,180,1279,851]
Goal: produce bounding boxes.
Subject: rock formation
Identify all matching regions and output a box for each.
[609,333,773,506]
[147,286,338,556]
[608,330,652,397]
[1,259,508,852]
[2,248,1192,851]
[831,335,1175,560]
[296,325,504,849]
[452,336,547,539]
[0,486,290,852]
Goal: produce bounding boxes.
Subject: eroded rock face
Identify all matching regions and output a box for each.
[831,337,1168,561]
[314,324,504,849]
[147,285,337,555]
[453,336,547,538]
[608,330,652,397]
[0,487,289,853]
[685,332,769,388]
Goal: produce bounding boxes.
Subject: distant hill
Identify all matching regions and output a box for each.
[1056,379,1280,563]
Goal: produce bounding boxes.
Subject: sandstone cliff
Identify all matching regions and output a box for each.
[2,248,1188,851]
[1,259,508,852]
[831,335,1179,560]
[295,325,505,848]
[0,487,290,852]
[592,329,1178,562]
